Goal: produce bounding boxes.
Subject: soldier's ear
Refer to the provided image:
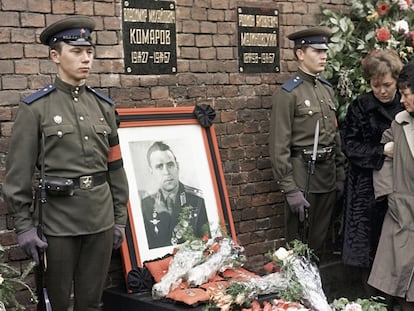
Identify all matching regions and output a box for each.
[50,49,60,64]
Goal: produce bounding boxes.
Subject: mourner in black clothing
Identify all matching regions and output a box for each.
[341,49,403,302]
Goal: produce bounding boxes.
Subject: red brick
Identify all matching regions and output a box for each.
[2,75,28,90]
[21,13,45,27]
[75,1,94,15]
[182,20,200,33]
[217,47,234,59]
[151,86,169,99]
[208,9,225,22]
[177,33,195,46]
[0,12,20,27]
[52,0,75,14]
[24,44,49,58]
[195,34,212,47]
[200,47,216,60]
[94,2,115,16]
[103,16,121,30]
[189,61,207,73]
[176,7,191,20]
[96,31,118,45]
[28,0,51,13]
[191,7,207,20]
[0,91,20,107]
[0,28,10,43]
[0,60,13,74]
[2,0,28,11]
[200,21,217,34]
[0,44,24,59]
[15,59,40,74]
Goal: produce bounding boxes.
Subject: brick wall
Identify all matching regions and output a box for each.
[0,0,348,308]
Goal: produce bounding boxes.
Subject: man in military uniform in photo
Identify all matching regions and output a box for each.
[141,141,210,249]
[269,27,346,256]
[3,16,129,311]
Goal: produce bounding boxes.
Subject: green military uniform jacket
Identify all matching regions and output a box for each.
[3,77,129,236]
[269,68,345,194]
[141,182,210,249]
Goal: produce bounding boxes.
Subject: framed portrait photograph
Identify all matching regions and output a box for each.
[118,105,236,276]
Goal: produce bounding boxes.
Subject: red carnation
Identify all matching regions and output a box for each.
[376,28,391,42]
[377,2,390,15]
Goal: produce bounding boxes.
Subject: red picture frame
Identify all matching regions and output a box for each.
[117,105,236,279]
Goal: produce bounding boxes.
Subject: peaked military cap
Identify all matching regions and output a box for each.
[40,16,95,47]
[287,26,332,50]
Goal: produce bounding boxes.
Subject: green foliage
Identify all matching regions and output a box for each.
[320,0,414,122]
[0,245,37,310]
[331,296,388,311]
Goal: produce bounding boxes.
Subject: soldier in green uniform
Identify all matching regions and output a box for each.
[269,27,346,256]
[3,16,129,311]
[141,141,210,249]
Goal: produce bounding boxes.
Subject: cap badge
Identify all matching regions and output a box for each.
[53,115,62,124]
[80,28,86,39]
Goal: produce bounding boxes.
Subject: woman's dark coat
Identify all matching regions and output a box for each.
[341,91,403,268]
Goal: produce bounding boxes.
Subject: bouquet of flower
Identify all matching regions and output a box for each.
[265,240,330,311]
[152,237,246,299]
[186,237,246,287]
[320,0,414,121]
[331,297,387,311]
[207,272,290,310]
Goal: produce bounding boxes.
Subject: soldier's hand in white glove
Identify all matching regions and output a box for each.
[17,227,48,265]
[285,190,310,222]
[113,224,125,249]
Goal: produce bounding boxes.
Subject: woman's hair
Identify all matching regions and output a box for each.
[361,49,403,81]
[398,61,414,92]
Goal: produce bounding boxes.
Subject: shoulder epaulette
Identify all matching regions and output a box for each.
[86,86,114,105]
[282,76,303,92]
[22,85,56,104]
[183,184,203,198]
[317,76,332,87]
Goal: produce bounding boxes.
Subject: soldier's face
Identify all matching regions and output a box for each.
[297,47,327,74]
[149,150,179,192]
[50,42,94,85]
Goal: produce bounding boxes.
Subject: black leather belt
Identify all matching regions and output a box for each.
[291,146,334,162]
[72,172,107,190]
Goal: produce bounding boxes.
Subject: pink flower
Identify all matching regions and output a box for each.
[397,0,410,10]
[376,28,391,42]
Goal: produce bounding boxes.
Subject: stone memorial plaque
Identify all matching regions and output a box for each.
[122,0,177,75]
[237,7,280,73]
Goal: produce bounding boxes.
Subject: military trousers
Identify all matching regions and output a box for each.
[284,190,336,256]
[45,228,113,311]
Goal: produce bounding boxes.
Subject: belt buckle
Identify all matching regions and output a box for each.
[79,176,93,190]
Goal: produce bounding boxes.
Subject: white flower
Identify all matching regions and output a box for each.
[394,20,409,34]
[272,247,292,262]
[344,303,363,311]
